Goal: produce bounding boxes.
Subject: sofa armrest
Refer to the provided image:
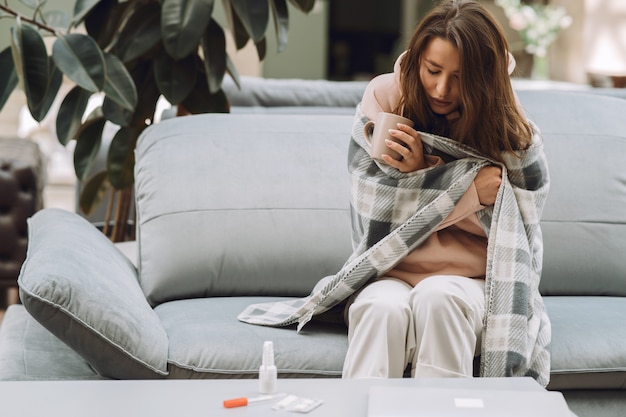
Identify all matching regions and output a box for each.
[18,208,169,379]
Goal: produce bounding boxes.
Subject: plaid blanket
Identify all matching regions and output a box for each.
[238,105,551,386]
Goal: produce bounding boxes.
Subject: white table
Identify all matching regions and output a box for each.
[0,377,552,417]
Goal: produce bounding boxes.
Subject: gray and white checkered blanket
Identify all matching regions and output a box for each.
[238,105,551,386]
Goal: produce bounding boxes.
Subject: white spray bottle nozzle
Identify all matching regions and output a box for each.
[263,341,274,366]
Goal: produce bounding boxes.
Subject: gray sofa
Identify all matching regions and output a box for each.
[0,77,625,417]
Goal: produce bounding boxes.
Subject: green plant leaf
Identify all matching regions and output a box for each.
[72,0,102,27]
[32,61,63,121]
[154,49,196,104]
[115,2,162,62]
[223,0,250,50]
[102,96,133,127]
[10,22,49,111]
[79,170,111,216]
[288,0,315,13]
[161,0,215,60]
[128,60,161,125]
[107,126,139,189]
[43,10,70,29]
[270,0,289,53]
[201,19,226,94]
[230,0,269,43]
[225,53,241,89]
[180,71,229,114]
[0,47,19,112]
[56,86,92,146]
[85,0,131,49]
[43,10,71,29]
[11,22,62,121]
[102,52,138,111]
[255,37,266,61]
[74,116,105,181]
[52,33,106,92]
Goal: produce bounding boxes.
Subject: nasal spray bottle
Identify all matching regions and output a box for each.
[259,341,277,394]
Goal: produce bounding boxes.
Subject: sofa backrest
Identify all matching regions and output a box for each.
[517,90,626,296]
[222,76,368,115]
[134,114,355,306]
[134,90,626,306]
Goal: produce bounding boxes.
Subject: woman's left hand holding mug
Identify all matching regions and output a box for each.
[381,124,426,172]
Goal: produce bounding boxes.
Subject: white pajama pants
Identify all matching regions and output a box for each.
[342,275,485,379]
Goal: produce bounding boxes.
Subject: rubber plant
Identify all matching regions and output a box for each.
[0,0,316,242]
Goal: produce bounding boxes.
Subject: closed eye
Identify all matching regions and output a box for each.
[427,68,460,79]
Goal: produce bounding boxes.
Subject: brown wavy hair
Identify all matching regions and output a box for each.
[398,0,533,162]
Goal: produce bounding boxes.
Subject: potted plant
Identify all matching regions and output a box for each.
[0,0,316,241]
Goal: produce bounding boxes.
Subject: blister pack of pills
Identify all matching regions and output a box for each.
[272,394,323,413]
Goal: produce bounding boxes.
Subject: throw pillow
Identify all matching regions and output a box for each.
[18,208,169,379]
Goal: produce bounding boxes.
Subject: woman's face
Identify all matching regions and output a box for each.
[419,37,461,117]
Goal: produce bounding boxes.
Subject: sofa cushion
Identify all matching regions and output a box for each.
[0,305,105,380]
[18,209,169,379]
[539,126,626,296]
[545,296,626,390]
[134,114,354,306]
[517,91,626,296]
[154,297,347,378]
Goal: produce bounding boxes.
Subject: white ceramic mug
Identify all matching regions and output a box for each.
[363,112,414,161]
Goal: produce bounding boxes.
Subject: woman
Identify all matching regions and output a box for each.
[239,0,550,387]
[342,0,549,380]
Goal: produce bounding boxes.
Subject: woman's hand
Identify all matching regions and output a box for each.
[381,124,426,172]
[474,166,502,206]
